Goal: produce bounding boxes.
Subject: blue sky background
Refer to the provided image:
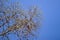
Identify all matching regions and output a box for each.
[0,0,60,40]
[19,0,60,40]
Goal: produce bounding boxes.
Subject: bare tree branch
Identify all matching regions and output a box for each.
[0,0,41,40]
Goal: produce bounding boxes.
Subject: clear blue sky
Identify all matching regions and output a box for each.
[0,0,60,40]
[20,0,60,40]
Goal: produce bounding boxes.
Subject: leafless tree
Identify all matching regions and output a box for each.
[0,0,41,40]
